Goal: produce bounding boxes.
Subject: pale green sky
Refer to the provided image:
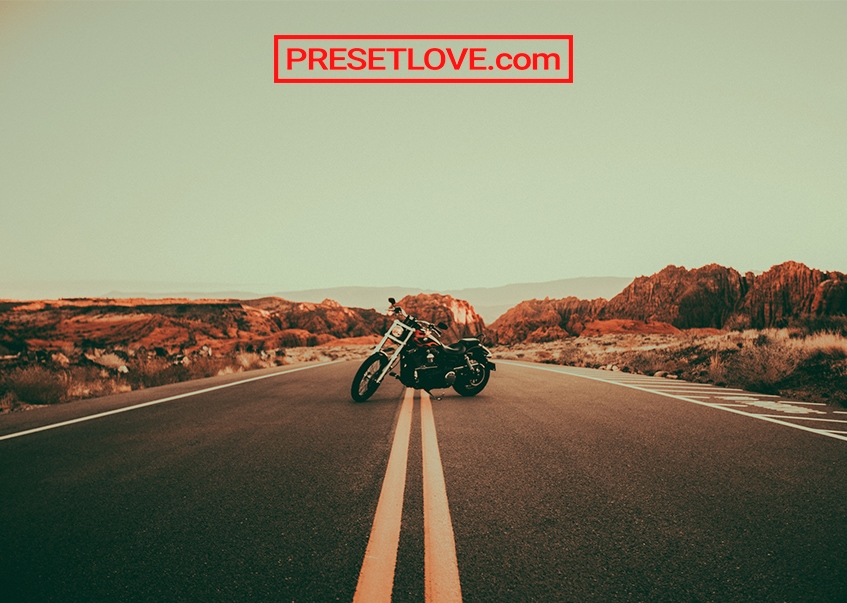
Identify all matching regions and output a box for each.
[1,1,845,296]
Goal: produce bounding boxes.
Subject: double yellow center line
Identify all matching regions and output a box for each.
[353,388,462,603]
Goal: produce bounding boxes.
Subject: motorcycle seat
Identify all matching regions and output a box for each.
[442,342,466,354]
[442,338,480,355]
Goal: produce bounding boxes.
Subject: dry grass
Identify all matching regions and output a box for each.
[280,344,374,364]
[492,329,847,406]
[0,343,377,412]
[1,366,67,406]
[5,332,843,411]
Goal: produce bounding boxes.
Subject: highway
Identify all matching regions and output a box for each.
[1,360,846,602]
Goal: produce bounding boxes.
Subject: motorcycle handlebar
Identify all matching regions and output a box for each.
[388,301,442,338]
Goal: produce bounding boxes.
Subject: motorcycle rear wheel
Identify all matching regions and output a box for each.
[453,363,490,397]
[351,353,388,402]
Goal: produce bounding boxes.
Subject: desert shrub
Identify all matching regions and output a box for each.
[789,315,847,336]
[125,357,182,389]
[628,350,674,375]
[726,340,803,394]
[555,346,587,366]
[235,352,264,371]
[1,365,67,404]
[64,366,127,399]
[0,391,21,412]
[753,332,771,347]
[790,349,847,405]
[707,352,725,382]
[534,350,555,363]
[185,356,233,379]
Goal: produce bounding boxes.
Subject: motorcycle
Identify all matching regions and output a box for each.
[350,297,496,402]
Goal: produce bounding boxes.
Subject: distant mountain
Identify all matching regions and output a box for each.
[0,280,271,302]
[5,264,845,356]
[3,278,631,324]
[277,277,631,323]
[104,290,265,300]
[275,286,429,313]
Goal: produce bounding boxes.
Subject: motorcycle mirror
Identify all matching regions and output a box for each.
[388,297,396,305]
[437,322,449,330]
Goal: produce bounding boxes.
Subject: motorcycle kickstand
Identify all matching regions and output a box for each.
[425,389,443,401]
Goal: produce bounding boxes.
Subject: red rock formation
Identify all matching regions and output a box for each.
[579,319,680,336]
[3,262,845,357]
[602,264,747,329]
[488,297,606,344]
[248,297,391,341]
[488,262,847,343]
[395,293,486,343]
[0,297,393,356]
[811,278,847,317]
[731,262,847,329]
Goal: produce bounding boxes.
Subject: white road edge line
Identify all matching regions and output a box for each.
[0,361,343,442]
[756,415,847,424]
[501,361,847,443]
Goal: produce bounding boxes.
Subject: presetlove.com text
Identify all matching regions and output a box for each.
[274,35,573,83]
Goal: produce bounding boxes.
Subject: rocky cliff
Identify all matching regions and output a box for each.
[3,262,845,356]
[395,293,486,343]
[729,262,847,329]
[246,297,391,346]
[487,297,605,344]
[489,262,847,343]
[601,264,748,329]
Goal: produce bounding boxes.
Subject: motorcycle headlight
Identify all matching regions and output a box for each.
[390,324,405,338]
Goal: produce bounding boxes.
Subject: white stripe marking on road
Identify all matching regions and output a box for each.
[756,415,847,424]
[716,396,764,401]
[0,361,343,442]
[502,361,847,443]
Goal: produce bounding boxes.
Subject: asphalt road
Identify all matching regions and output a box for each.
[1,360,846,602]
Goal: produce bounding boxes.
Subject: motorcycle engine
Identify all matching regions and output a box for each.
[401,346,446,389]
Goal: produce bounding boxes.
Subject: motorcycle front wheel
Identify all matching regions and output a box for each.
[453,362,490,397]
[351,353,388,402]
